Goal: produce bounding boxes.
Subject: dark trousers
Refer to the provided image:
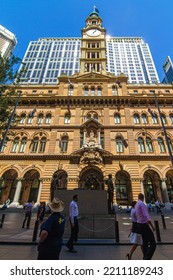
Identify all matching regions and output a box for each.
[108,193,114,213]
[37,250,61,260]
[66,217,79,250]
[137,223,156,260]
[22,211,32,228]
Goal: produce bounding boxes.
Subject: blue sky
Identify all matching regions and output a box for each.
[1,0,173,81]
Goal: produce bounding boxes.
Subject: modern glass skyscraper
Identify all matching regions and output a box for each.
[0,25,17,58]
[19,20,159,85]
[162,56,173,83]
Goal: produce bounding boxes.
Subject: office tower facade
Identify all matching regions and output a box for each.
[162,56,173,83]
[1,9,172,212]
[0,25,17,58]
[19,35,159,84]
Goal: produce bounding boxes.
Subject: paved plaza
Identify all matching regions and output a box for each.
[0,208,173,260]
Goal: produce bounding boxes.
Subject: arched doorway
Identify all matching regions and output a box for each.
[165,170,173,202]
[79,167,104,190]
[22,170,40,203]
[143,170,161,203]
[0,169,18,203]
[115,171,132,205]
[51,170,68,200]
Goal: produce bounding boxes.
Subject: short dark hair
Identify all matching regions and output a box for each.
[138,193,144,200]
[73,194,78,200]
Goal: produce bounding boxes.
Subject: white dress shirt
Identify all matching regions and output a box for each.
[69,200,79,224]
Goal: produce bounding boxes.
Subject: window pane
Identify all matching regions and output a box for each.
[138,137,145,152]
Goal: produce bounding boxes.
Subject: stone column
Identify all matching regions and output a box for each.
[36,179,43,205]
[140,179,146,203]
[83,129,86,145]
[10,179,22,207]
[161,179,170,203]
[98,129,101,146]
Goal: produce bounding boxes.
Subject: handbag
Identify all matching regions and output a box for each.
[130,232,143,245]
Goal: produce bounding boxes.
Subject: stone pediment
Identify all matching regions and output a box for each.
[74,71,115,81]
[59,71,118,83]
[81,118,103,128]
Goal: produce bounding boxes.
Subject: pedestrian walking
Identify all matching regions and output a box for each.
[22,201,33,228]
[126,201,143,260]
[106,174,114,214]
[37,201,46,223]
[37,197,65,260]
[135,193,156,260]
[66,194,79,253]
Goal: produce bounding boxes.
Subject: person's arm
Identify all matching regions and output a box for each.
[39,230,48,243]
[148,220,155,231]
[70,203,75,226]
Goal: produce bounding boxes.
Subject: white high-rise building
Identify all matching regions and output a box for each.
[0,25,17,58]
[19,14,159,84]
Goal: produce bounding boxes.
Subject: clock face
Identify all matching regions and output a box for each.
[86,29,101,37]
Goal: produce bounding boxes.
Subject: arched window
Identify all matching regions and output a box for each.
[86,113,92,120]
[114,113,121,124]
[68,84,73,96]
[60,136,68,152]
[39,137,46,152]
[146,137,153,152]
[93,113,98,120]
[64,113,71,124]
[97,86,102,96]
[141,113,148,124]
[27,115,33,124]
[30,137,39,153]
[116,137,124,153]
[112,86,117,96]
[134,113,140,124]
[91,87,95,96]
[152,114,158,124]
[169,114,173,124]
[1,140,7,152]
[11,138,20,152]
[168,138,173,153]
[20,114,26,124]
[161,113,167,124]
[37,114,43,124]
[84,87,88,96]
[138,137,145,153]
[19,137,27,153]
[45,114,51,124]
[158,137,166,152]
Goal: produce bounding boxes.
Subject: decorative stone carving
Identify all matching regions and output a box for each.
[80,149,103,164]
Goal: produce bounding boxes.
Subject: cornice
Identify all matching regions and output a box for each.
[18,95,173,108]
[0,154,171,162]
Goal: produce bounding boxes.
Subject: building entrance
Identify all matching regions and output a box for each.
[79,167,104,190]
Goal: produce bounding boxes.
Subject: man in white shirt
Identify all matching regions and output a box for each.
[66,194,79,253]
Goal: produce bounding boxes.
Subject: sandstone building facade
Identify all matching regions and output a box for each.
[0,9,173,208]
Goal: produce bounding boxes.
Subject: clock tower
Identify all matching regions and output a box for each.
[80,7,107,74]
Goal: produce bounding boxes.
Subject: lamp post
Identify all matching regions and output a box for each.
[0,90,22,152]
[153,91,173,167]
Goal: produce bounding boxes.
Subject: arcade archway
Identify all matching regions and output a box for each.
[0,169,18,203]
[78,167,104,190]
[143,170,161,203]
[22,170,40,203]
[115,171,132,205]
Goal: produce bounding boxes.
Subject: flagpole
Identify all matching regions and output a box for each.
[153,91,173,167]
[0,91,22,152]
